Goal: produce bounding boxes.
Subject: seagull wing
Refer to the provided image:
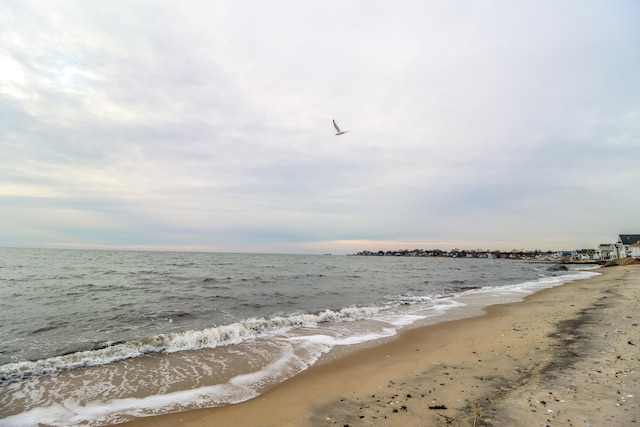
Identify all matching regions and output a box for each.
[333,119,341,133]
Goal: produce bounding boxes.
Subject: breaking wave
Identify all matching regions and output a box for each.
[0,305,382,383]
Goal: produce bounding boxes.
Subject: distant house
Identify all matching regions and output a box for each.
[597,244,615,260]
[575,249,597,261]
[630,242,640,259]
[553,250,573,259]
[616,234,640,258]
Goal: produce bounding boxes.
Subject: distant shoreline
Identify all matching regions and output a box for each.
[350,248,606,263]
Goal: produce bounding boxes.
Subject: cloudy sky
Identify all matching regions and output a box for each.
[1,0,639,254]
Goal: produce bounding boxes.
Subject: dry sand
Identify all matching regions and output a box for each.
[119,265,639,427]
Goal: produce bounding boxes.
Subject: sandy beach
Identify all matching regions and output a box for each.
[119,264,639,427]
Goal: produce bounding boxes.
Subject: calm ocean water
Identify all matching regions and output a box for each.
[0,248,599,426]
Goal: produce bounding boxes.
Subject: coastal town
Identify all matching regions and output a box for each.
[353,233,640,262]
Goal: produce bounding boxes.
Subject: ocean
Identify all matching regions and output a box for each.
[0,248,599,426]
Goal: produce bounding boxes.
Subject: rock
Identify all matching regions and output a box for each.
[429,405,448,410]
[547,264,569,271]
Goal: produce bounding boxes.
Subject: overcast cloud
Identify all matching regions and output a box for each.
[1,0,639,253]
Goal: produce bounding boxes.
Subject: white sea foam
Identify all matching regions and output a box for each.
[461,270,599,297]
[288,328,397,346]
[0,382,257,427]
[381,314,428,327]
[0,305,383,382]
[0,342,314,427]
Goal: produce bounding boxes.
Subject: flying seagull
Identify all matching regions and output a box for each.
[333,119,349,136]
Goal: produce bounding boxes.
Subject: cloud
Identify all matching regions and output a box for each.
[1,0,639,253]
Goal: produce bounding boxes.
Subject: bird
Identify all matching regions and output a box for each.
[333,119,349,136]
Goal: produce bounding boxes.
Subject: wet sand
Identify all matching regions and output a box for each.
[119,265,639,426]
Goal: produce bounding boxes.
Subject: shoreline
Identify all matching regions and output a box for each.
[118,265,639,426]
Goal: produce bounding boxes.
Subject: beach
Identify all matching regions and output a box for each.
[118,264,639,426]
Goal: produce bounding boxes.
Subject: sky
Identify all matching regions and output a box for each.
[1,0,639,254]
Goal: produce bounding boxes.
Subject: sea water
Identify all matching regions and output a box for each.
[0,248,599,426]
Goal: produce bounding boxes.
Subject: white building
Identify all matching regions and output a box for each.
[615,234,640,259]
[630,242,640,259]
[597,244,615,260]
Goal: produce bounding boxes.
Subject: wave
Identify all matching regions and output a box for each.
[0,305,383,383]
[460,270,599,297]
[1,269,598,385]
